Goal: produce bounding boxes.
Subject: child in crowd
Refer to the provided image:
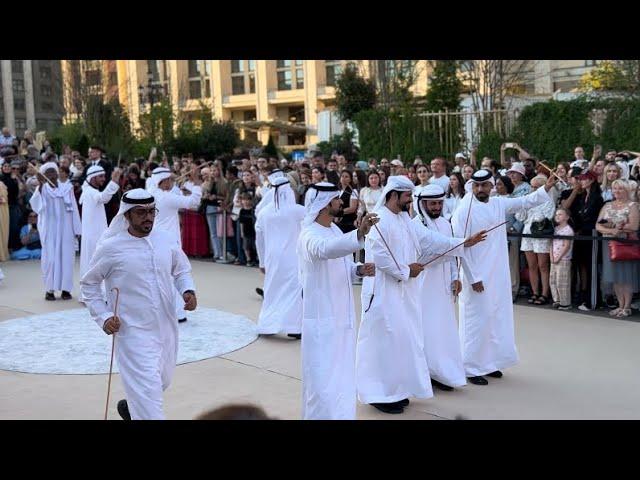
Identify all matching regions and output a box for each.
[549,207,574,310]
[238,193,258,267]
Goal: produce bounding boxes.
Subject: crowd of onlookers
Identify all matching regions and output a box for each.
[1,123,639,316]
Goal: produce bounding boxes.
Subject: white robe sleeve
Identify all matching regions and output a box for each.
[80,243,115,330]
[163,186,203,211]
[368,227,410,282]
[255,212,266,269]
[172,244,195,295]
[305,228,364,261]
[95,181,120,203]
[412,221,467,264]
[501,186,552,215]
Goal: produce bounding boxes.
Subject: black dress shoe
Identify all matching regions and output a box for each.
[431,379,454,391]
[117,399,131,421]
[487,370,503,378]
[467,376,488,385]
[61,291,72,300]
[255,287,264,298]
[371,403,404,414]
[287,333,301,339]
[45,292,55,301]
[178,318,187,323]
[397,398,409,407]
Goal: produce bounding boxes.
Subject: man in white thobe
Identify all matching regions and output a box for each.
[451,169,557,385]
[412,184,470,391]
[356,176,485,414]
[255,176,305,337]
[80,189,197,420]
[29,162,82,301]
[151,167,202,323]
[297,182,378,420]
[255,169,284,217]
[78,165,121,298]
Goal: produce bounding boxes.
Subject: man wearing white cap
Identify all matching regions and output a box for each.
[297,182,378,420]
[412,184,474,392]
[452,152,467,173]
[81,189,197,420]
[255,176,305,338]
[78,165,121,293]
[29,162,82,301]
[152,166,202,323]
[451,169,556,385]
[356,176,485,414]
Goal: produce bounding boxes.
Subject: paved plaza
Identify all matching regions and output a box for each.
[1,258,639,420]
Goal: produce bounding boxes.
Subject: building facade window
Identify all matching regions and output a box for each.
[40,66,52,80]
[325,60,343,87]
[41,102,53,112]
[188,60,210,99]
[15,118,27,130]
[230,60,256,95]
[11,60,23,74]
[277,60,303,91]
[41,84,52,97]
[14,99,26,111]
[585,60,597,67]
[12,79,25,94]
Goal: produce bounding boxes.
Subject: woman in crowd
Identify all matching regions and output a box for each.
[444,171,465,220]
[379,165,390,186]
[560,169,604,311]
[516,175,556,305]
[496,175,515,198]
[601,163,622,203]
[0,178,9,261]
[356,170,383,225]
[461,164,475,184]
[297,168,312,205]
[202,165,228,261]
[352,169,367,193]
[10,211,41,260]
[121,163,146,192]
[0,161,20,251]
[335,169,358,233]
[407,165,418,185]
[596,180,640,318]
[416,164,431,188]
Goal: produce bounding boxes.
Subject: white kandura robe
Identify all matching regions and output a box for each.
[451,186,552,377]
[412,214,467,388]
[29,183,82,292]
[297,223,363,420]
[153,186,202,320]
[356,206,468,404]
[79,180,120,285]
[255,202,305,334]
[80,228,195,420]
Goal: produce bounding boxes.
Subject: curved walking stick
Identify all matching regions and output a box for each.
[104,287,120,420]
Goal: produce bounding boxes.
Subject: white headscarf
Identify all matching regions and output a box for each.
[302,182,340,226]
[152,167,172,185]
[98,189,155,246]
[413,184,445,221]
[373,175,415,212]
[40,161,58,175]
[271,176,295,211]
[79,165,107,204]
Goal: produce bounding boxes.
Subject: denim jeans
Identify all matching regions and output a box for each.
[205,206,223,258]
[235,219,246,264]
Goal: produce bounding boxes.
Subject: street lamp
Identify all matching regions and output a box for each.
[138,65,168,142]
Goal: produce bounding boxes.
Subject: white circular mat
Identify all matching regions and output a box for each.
[0,307,258,374]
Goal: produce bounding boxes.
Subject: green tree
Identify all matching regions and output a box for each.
[84,97,135,159]
[263,135,278,157]
[425,60,463,112]
[580,60,640,95]
[335,64,377,122]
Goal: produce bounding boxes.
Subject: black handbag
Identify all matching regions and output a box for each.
[530,218,554,236]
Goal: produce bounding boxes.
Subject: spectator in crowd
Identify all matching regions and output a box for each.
[352,169,367,193]
[444,171,465,221]
[572,146,589,169]
[505,164,531,300]
[0,127,15,146]
[337,154,348,171]
[596,180,640,318]
[560,169,604,311]
[593,159,607,184]
[202,165,228,261]
[429,156,450,191]
[311,151,325,169]
[496,175,515,198]
[326,169,340,187]
[297,168,312,205]
[549,207,574,310]
[11,212,41,260]
[232,171,259,265]
[497,175,518,302]
[356,170,383,225]
[507,163,532,198]
[416,164,431,187]
[379,166,390,186]
[121,163,146,192]
[0,160,21,250]
[481,157,501,179]
[452,152,467,173]
[390,159,403,176]
[407,165,418,185]
[326,158,338,173]
[462,164,475,182]
[0,179,8,261]
[522,158,537,182]
[335,170,358,234]
[413,155,423,166]
[238,193,257,267]
[601,163,622,203]
[517,175,555,306]
[58,166,71,184]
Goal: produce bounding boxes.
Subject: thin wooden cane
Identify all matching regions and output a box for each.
[422,220,508,268]
[538,162,565,184]
[36,171,57,188]
[174,161,213,183]
[104,287,120,420]
[453,193,474,301]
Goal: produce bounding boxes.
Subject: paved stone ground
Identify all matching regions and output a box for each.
[1,258,639,420]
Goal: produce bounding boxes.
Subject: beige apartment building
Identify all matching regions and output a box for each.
[61,60,602,150]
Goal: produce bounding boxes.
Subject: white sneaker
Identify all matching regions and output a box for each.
[577,303,590,312]
[631,302,640,310]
